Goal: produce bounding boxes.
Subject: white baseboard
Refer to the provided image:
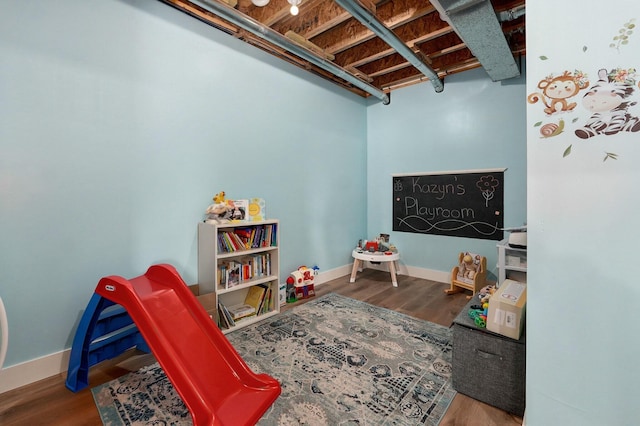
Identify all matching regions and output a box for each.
[366,262,449,284]
[0,263,447,395]
[0,348,70,394]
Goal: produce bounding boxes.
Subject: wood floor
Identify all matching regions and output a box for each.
[0,269,523,425]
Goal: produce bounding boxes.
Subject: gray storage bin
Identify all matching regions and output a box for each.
[452,297,525,416]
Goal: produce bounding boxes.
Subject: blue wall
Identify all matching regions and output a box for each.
[367,69,527,280]
[0,0,367,367]
[0,0,527,374]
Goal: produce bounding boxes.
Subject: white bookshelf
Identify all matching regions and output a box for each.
[198,220,280,333]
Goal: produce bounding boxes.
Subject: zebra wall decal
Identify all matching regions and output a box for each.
[575,68,640,139]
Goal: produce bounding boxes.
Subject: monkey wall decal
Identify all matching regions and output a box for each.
[528,70,590,115]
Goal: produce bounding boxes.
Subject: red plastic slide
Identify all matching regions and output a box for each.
[95,264,280,425]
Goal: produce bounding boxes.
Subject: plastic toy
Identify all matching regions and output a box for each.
[290,266,315,299]
[468,308,487,328]
[365,241,379,252]
[66,264,280,425]
[285,276,297,303]
[478,284,496,303]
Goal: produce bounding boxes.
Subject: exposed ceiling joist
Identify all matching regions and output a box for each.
[157,0,526,99]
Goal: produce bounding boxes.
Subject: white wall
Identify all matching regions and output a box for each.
[0,0,368,374]
[527,1,640,424]
[366,68,527,282]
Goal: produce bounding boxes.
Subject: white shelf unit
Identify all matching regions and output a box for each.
[198,220,280,333]
[497,238,527,286]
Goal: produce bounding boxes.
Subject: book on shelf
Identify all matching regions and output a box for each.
[227,199,248,222]
[234,227,253,249]
[248,198,266,221]
[226,303,256,320]
[217,302,235,328]
[244,284,267,311]
[227,262,241,287]
[218,254,272,289]
[259,285,272,315]
[217,304,229,329]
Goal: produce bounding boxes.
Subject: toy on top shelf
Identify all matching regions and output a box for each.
[446,252,487,298]
[213,191,226,204]
[205,191,233,224]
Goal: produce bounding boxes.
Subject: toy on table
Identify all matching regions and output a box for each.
[364,241,379,252]
[357,234,396,253]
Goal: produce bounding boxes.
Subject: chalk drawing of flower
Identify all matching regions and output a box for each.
[476,175,500,207]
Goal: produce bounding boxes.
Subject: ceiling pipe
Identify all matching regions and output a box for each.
[190,0,391,104]
[497,5,525,22]
[430,0,520,81]
[333,0,445,93]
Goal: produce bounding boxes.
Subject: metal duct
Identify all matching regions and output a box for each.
[191,0,391,104]
[334,0,445,93]
[431,0,520,81]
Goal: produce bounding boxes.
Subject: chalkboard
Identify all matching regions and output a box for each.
[393,169,504,240]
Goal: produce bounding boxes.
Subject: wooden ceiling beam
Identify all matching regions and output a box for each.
[334,12,450,68]
[241,0,294,27]
[160,0,239,34]
[159,0,525,97]
[310,0,436,54]
[358,53,412,77]
[430,48,475,71]
[272,0,352,39]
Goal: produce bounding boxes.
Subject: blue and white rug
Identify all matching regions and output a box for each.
[92,293,456,425]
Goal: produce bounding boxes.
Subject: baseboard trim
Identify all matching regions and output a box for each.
[366,262,449,284]
[0,349,70,394]
[0,263,447,395]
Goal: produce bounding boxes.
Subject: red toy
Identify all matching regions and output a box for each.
[92,265,281,425]
[365,241,379,252]
[290,266,316,299]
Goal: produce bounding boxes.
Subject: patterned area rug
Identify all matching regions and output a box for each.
[92,293,456,425]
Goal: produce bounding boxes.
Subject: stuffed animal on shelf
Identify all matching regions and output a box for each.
[205,191,232,223]
[213,191,226,204]
[205,203,232,223]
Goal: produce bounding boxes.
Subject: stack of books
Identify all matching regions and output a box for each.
[217,283,274,329]
[217,253,272,290]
